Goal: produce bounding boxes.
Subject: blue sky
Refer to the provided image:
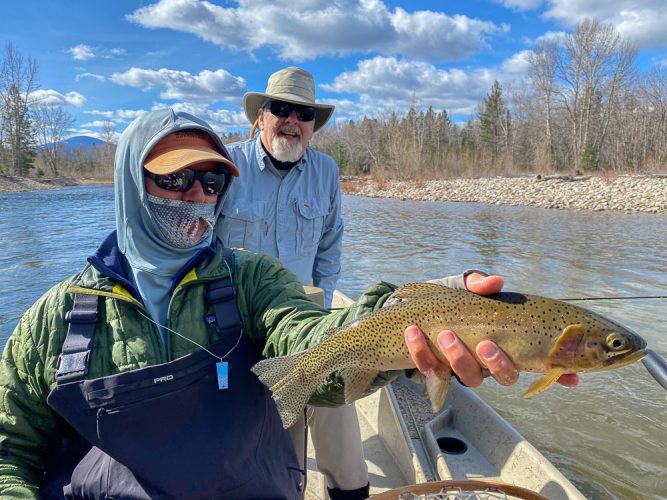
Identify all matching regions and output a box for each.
[2,0,666,140]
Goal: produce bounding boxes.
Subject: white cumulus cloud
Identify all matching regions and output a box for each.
[68,44,96,61]
[493,0,543,10]
[80,120,116,129]
[85,109,148,123]
[110,67,246,104]
[29,90,86,107]
[76,73,105,82]
[321,56,514,117]
[127,0,507,62]
[151,102,248,133]
[542,0,667,49]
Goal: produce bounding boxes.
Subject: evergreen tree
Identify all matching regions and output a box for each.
[479,81,511,161]
[0,83,35,175]
[0,43,38,176]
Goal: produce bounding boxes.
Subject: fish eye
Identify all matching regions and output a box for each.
[606,334,625,351]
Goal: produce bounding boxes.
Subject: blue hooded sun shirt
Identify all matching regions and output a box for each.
[114,108,233,351]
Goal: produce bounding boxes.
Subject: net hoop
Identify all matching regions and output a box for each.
[368,479,549,500]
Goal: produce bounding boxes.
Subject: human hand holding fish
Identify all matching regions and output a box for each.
[405,272,579,389]
[252,279,649,429]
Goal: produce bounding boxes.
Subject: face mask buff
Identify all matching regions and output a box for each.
[147,194,217,248]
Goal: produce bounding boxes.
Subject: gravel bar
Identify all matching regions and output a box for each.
[346,175,667,213]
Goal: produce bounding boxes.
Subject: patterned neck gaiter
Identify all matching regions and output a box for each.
[146,194,217,248]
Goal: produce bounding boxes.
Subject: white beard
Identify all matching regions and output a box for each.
[271,135,305,162]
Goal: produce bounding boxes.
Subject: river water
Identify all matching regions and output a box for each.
[1,186,665,498]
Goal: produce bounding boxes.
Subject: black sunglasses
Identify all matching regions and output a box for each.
[265,100,316,122]
[145,167,232,196]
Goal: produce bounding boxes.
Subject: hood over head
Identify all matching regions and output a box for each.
[114,108,236,338]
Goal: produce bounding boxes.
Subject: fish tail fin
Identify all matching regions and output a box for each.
[523,367,565,398]
[251,353,319,429]
[426,368,452,412]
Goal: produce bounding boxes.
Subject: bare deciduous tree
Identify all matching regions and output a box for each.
[99,121,118,177]
[555,19,637,170]
[32,104,74,176]
[527,40,559,169]
[642,68,667,166]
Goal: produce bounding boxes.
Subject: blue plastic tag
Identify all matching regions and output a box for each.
[216,361,228,390]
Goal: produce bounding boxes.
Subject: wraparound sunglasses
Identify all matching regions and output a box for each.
[265,100,316,122]
[145,167,232,196]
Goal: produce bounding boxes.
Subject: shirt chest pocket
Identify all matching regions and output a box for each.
[295,198,328,254]
[220,201,266,250]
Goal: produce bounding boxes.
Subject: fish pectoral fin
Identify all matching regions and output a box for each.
[426,368,452,412]
[547,324,584,360]
[523,367,566,398]
[343,368,379,404]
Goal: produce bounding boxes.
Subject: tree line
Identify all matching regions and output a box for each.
[312,19,667,178]
[2,19,666,182]
[0,41,116,180]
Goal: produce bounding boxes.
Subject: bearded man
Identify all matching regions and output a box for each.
[214,67,364,499]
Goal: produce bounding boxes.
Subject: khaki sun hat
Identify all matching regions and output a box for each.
[243,67,335,132]
[144,130,240,177]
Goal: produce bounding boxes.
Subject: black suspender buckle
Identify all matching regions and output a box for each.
[55,350,91,383]
[55,293,99,384]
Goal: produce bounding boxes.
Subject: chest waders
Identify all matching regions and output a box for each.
[43,255,303,499]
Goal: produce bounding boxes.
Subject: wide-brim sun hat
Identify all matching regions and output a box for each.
[243,66,335,132]
[144,131,240,177]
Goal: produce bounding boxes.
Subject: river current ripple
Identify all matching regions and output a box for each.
[1,187,665,499]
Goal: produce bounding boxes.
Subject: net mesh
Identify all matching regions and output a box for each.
[397,486,510,499]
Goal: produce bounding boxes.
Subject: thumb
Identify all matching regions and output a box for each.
[465,273,504,295]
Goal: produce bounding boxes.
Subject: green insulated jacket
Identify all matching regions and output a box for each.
[0,238,397,499]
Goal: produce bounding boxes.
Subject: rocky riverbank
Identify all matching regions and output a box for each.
[3,173,667,213]
[343,174,667,213]
[0,175,81,193]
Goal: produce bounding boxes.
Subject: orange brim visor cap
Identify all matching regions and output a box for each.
[144,133,240,177]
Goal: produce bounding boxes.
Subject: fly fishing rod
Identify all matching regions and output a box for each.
[642,350,667,391]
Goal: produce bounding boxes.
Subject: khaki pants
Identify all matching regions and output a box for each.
[288,404,368,491]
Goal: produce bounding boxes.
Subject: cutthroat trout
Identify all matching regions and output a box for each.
[252,283,647,428]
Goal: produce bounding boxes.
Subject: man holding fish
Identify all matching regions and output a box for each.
[0,108,601,499]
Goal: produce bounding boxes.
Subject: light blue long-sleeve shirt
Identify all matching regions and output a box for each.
[216,137,344,307]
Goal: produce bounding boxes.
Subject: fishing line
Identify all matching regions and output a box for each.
[559,295,667,301]
[328,295,667,311]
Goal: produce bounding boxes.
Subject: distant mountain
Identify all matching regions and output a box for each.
[37,135,107,153]
[62,135,106,150]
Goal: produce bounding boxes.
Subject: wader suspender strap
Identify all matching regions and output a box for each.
[56,250,240,384]
[206,249,242,336]
[55,293,99,383]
